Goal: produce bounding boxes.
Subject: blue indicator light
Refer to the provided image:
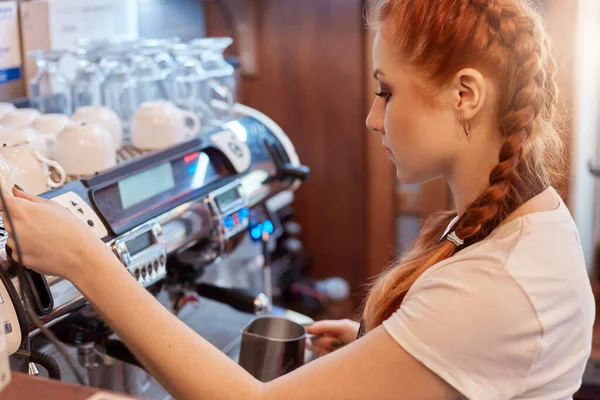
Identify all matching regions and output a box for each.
[250,227,262,240]
[264,220,274,234]
[224,216,235,228]
[188,165,197,175]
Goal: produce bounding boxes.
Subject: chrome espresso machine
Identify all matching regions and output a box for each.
[0,104,311,398]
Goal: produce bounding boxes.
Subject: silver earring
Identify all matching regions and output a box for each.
[462,111,472,137]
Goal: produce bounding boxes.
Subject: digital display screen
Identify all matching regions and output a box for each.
[118,163,176,209]
[215,188,241,212]
[126,231,153,256]
[92,149,231,235]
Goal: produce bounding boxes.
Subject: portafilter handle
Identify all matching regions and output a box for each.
[263,139,311,182]
[194,283,271,315]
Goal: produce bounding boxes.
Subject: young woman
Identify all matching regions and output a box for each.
[2,0,594,398]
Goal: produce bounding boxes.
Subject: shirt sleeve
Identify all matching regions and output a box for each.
[382,259,542,400]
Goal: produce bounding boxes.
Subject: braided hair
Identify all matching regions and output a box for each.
[362,0,564,331]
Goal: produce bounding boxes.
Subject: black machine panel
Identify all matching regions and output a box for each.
[92,148,230,234]
[38,117,293,239]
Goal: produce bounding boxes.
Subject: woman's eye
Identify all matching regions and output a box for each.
[375,91,392,104]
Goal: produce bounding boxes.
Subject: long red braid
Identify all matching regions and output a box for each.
[362,0,564,331]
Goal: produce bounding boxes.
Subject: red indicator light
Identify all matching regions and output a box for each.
[184,152,200,164]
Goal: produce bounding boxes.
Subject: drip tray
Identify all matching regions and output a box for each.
[27,296,312,399]
[177,296,256,358]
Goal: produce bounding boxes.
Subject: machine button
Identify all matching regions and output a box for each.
[228,141,244,158]
[141,268,147,279]
[135,269,140,280]
[3,321,12,334]
[154,260,159,271]
[87,220,94,227]
[51,192,109,239]
[159,255,165,265]
[147,265,152,276]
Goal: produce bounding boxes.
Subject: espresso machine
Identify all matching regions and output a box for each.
[0,103,312,398]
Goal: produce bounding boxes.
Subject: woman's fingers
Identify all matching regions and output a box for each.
[307,319,350,336]
[5,238,23,264]
[309,335,344,350]
[12,186,52,204]
[308,343,334,357]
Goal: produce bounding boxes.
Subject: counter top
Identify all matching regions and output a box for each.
[2,373,140,400]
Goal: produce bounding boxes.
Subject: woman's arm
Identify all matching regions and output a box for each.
[3,190,461,400]
[77,250,459,400]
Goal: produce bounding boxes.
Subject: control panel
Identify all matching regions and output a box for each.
[208,180,249,239]
[52,192,109,239]
[111,222,167,286]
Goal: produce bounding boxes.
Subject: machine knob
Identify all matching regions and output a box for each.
[253,293,271,315]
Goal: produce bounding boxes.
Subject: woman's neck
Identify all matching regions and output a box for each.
[446,145,503,218]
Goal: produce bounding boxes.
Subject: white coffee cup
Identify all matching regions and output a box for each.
[131,100,201,150]
[53,122,116,176]
[0,145,66,195]
[0,153,16,190]
[0,103,16,120]
[31,114,71,150]
[0,126,49,157]
[0,108,41,127]
[71,106,123,149]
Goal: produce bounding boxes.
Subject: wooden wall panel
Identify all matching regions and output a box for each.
[205,1,370,297]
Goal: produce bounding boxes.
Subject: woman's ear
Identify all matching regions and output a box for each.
[451,68,487,121]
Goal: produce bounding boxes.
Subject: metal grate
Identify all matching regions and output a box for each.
[51,145,155,184]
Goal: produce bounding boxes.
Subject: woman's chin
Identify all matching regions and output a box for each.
[395,167,423,185]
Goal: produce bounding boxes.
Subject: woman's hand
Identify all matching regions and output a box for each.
[306,319,360,357]
[1,187,108,280]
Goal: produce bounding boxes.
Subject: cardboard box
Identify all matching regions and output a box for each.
[20,0,140,96]
[0,1,24,101]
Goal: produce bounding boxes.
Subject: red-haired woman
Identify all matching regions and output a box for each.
[3,1,593,398]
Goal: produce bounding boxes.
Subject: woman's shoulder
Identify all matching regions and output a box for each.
[430,189,583,280]
[413,195,594,347]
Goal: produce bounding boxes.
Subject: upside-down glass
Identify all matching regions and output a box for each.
[129,38,181,105]
[167,44,214,130]
[139,37,180,76]
[28,50,73,114]
[101,45,138,144]
[189,37,236,124]
[72,47,105,109]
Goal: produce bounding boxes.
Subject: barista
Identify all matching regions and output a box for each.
[1,0,594,399]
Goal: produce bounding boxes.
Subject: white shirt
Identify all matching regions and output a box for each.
[383,187,595,400]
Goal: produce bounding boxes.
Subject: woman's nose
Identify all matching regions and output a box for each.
[366,101,384,134]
